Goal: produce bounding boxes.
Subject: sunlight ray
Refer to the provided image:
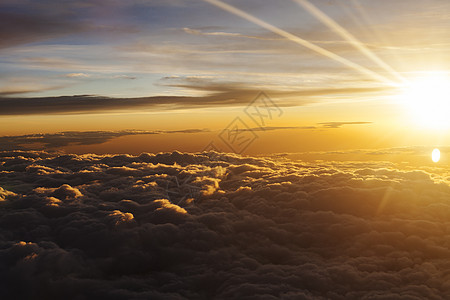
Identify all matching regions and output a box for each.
[350,0,409,76]
[292,0,405,83]
[202,0,396,86]
[376,186,393,216]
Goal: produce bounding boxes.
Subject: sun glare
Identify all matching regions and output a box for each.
[432,148,441,163]
[399,72,450,129]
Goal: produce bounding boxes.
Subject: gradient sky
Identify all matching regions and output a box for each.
[1,0,449,163]
[3,2,450,298]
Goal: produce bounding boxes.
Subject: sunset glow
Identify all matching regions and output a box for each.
[399,72,450,129]
[1,0,450,298]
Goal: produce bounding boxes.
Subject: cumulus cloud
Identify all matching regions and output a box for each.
[0,150,449,299]
[0,187,16,201]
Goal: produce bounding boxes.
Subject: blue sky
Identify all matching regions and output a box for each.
[2,0,449,99]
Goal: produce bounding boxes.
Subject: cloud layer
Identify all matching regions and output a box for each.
[0,151,449,299]
[0,130,208,150]
[0,83,388,115]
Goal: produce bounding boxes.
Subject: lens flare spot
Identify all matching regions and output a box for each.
[432,148,440,163]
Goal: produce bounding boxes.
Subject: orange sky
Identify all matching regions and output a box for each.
[0,0,449,166]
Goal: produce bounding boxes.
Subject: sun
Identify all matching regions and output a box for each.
[398,72,450,129]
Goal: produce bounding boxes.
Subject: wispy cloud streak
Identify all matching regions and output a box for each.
[292,0,406,83]
[203,0,395,85]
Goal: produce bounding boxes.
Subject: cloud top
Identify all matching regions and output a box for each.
[0,151,449,299]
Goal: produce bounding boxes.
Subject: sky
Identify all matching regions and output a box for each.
[1,0,450,164]
[2,2,450,298]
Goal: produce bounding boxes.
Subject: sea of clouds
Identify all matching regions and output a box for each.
[0,150,449,299]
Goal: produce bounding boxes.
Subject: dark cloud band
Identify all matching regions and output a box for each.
[0,85,388,115]
[0,129,208,150]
